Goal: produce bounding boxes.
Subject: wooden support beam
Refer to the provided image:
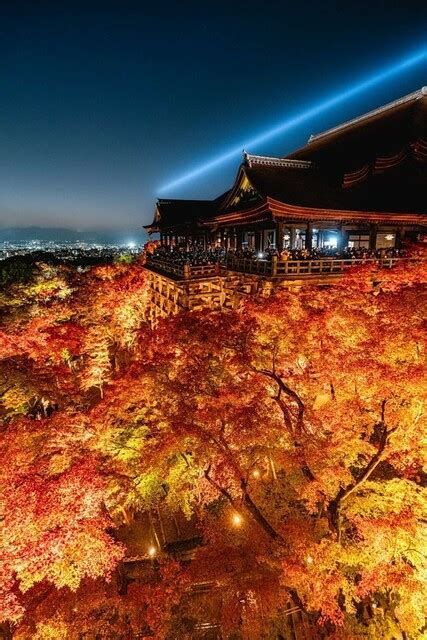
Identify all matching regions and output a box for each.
[395,226,404,249]
[305,222,313,251]
[369,224,378,250]
[276,221,284,251]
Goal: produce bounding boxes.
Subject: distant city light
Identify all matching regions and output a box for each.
[0,240,138,261]
[159,47,426,192]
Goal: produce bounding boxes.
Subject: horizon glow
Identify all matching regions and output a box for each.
[159,47,426,194]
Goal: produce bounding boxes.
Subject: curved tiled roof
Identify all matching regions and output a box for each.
[241,156,426,215]
[290,87,427,170]
[147,89,427,231]
[144,194,226,231]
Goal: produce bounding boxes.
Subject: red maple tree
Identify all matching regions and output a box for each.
[0,256,425,638]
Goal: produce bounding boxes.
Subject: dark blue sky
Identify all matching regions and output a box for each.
[1,0,426,230]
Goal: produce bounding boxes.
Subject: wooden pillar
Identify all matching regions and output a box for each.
[395,227,404,249]
[233,228,238,250]
[236,229,243,250]
[290,227,296,249]
[336,225,346,251]
[305,222,313,251]
[225,229,231,251]
[276,221,284,251]
[369,224,377,250]
[255,230,262,253]
[271,255,278,276]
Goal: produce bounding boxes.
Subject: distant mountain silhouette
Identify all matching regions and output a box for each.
[0,227,148,245]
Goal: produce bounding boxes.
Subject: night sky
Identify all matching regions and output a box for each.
[1,0,426,232]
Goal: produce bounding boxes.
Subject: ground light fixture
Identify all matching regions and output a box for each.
[232,513,243,527]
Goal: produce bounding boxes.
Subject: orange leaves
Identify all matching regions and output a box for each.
[1,256,426,635]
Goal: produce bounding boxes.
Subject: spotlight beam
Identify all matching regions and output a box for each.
[159,47,426,193]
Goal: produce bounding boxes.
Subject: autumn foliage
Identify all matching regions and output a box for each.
[0,254,426,638]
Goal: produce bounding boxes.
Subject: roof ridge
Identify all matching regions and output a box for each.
[309,87,426,144]
[244,152,313,169]
[157,198,213,204]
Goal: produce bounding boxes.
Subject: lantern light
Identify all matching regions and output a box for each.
[307,555,313,564]
[148,545,157,557]
[252,469,260,478]
[232,513,243,526]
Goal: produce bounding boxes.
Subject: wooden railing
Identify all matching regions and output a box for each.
[147,254,424,281]
[146,256,220,279]
[225,254,423,278]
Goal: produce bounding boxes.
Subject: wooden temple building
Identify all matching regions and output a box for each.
[146,87,426,252]
[143,88,427,321]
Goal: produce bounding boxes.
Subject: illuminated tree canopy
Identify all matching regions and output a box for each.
[0,255,426,639]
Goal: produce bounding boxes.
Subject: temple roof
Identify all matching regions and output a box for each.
[144,196,225,232]
[242,160,344,209]
[290,87,427,170]
[146,88,427,231]
[220,150,426,215]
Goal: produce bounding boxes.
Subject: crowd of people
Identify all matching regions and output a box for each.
[151,245,226,266]
[274,246,404,261]
[150,244,405,267]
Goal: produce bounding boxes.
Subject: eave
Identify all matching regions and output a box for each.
[200,196,427,228]
[201,200,272,228]
[267,197,427,225]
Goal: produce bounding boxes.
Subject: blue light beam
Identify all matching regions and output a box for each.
[159,47,426,193]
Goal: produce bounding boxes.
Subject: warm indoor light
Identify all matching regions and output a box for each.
[232,513,243,526]
[257,252,264,259]
[385,234,395,241]
[252,469,260,478]
[306,555,313,564]
[148,545,157,557]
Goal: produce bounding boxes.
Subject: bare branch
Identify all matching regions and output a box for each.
[255,368,315,481]
[204,464,236,506]
[328,401,397,540]
[256,368,305,436]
